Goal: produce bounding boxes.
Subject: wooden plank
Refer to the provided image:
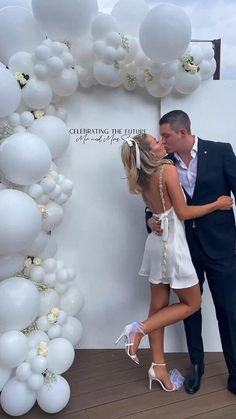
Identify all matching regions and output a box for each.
[187,403,236,418]
[118,391,236,419]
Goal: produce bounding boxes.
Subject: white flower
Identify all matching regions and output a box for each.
[47,307,60,323]
[38,341,48,357]
[24,257,32,268]
[33,257,42,266]
[33,110,45,119]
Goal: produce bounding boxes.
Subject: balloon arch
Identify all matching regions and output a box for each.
[0,0,216,415]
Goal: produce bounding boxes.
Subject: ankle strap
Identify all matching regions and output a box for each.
[152,362,166,367]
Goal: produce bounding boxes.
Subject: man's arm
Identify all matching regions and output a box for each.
[145,207,152,233]
[223,143,236,197]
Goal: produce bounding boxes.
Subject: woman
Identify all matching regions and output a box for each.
[115,133,232,392]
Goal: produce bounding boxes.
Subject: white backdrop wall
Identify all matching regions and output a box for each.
[54,80,236,350]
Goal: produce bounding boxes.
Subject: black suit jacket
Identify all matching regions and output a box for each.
[145,138,236,259]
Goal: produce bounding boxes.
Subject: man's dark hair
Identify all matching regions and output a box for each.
[159,110,191,134]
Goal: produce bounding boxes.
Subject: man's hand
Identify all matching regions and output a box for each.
[147,216,163,235]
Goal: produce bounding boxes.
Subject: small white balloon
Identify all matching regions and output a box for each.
[27,373,44,391]
[39,288,60,316]
[48,324,61,339]
[38,235,57,259]
[1,377,36,416]
[47,56,64,76]
[20,111,35,127]
[22,79,52,109]
[42,258,57,273]
[50,68,78,97]
[91,13,118,40]
[16,362,32,382]
[30,355,47,374]
[47,338,75,374]
[61,317,83,347]
[0,331,28,368]
[30,265,45,283]
[27,330,49,349]
[60,284,84,316]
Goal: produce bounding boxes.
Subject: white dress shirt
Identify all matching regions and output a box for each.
[174,136,198,198]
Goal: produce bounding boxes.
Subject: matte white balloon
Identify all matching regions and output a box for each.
[29,115,70,159]
[37,375,70,413]
[0,67,21,118]
[42,202,64,232]
[16,362,32,382]
[21,231,49,257]
[93,61,122,87]
[38,235,57,259]
[61,317,83,347]
[91,13,118,40]
[0,6,43,64]
[112,0,148,37]
[0,366,12,391]
[0,132,52,185]
[47,338,75,374]
[50,68,78,97]
[1,377,36,416]
[60,284,84,316]
[8,51,34,76]
[0,277,40,332]
[39,289,60,316]
[32,0,98,40]
[0,254,25,281]
[22,79,52,109]
[27,373,44,391]
[0,190,42,255]
[139,4,191,63]
[175,71,201,94]
[27,330,49,349]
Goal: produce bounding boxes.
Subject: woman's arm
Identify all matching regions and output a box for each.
[164,165,232,220]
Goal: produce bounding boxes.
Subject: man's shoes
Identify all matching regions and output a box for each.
[184,363,204,395]
[227,377,236,395]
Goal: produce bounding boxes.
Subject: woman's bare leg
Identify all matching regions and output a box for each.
[130,284,201,362]
[148,283,173,389]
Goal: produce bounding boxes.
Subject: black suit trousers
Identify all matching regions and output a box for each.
[184,228,236,388]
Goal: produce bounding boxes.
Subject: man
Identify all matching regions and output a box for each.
[146,110,236,394]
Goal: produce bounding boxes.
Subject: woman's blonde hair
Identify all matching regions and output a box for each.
[121,133,162,194]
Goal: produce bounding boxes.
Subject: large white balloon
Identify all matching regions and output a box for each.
[1,377,36,416]
[37,375,70,413]
[0,67,21,118]
[0,366,12,391]
[175,71,201,94]
[60,283,84,316]
[61,317,83,347]
[0,190,41,255]
[0,254,25,280]
[8,51,34,76]
[0,277,40,332]
[139,4,191,63]
[28,115,70,159]
[91,13,119,40]
[0,331,28,368]
[0,6,43,64]
[111,0,149,37]
[22,79,52,109]
[0,132,52,185]
[32,0,98,40]
[21,231,49,257]
[47,338,75,374]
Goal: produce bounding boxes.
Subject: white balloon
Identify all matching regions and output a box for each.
[146,79,173,98]
[8,51,34,76]
[0,67,21,118]
[0,254,25,280]
[61,317,83,347]
[56,269,69,283]
[159,76,175,89]
[55,282,69,295]
[200,59,215,81]
[42,258,57,273]
[50,68,78,97]
[0,331,28,368]
[39,289,60,316]
[37,193,49,205]
[34,45,51,62]
[48,324,62,339]
[91,13,118,40]
[60,284,84,316]
[33,63,49,80]
[0,190,42,255]
[189,45,204,65]
[37,375,70,413]
[36,316,50,332]
[16,362,32,382]
[0,277,40,332]
[0,366,12,391]
[27,183,44,199]
[27,373,44,391]
[20,111,35,127]
[22,79,52,109]
[202,43,215,61]
[38,235,57,259]
[0,6,43,64]
[30,265,45,283]
[22,231,49,257]
[1,377,36,416]
[161,61,179,78]
[42,202,64,232]
[8,112,21,127]
[0,132,52,185]
[112,0,149,37]
[175,71,201,94]
[30,356,47,374]
[121,36,139,65]
[139,4,191,63]
[93,61,122,87]
[47,338,75,374]
[29,115,70,159]
[72,37,95,65]
[32,0,98,40]
[106,32,122,48]
[47,56,64,76]
[44,273,56,287]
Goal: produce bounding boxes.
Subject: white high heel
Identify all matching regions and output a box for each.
[148,362,184,392]
[115,322,145,365]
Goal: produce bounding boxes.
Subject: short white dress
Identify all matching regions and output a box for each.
[139,164,198,289]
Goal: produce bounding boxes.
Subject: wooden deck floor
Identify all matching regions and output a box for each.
[1,350,236,419]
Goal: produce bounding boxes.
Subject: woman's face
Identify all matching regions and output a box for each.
[146,134,167,158]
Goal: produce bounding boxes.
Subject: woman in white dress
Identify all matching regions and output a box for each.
[116,133,232,392]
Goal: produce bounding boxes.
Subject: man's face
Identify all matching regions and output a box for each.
[159,123,182,154]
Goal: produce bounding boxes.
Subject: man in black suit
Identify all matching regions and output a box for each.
[146,110,236,394]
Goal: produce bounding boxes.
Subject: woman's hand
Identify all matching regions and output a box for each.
[216,196,233,210]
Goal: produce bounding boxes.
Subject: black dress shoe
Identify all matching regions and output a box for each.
[184,363,204,394]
